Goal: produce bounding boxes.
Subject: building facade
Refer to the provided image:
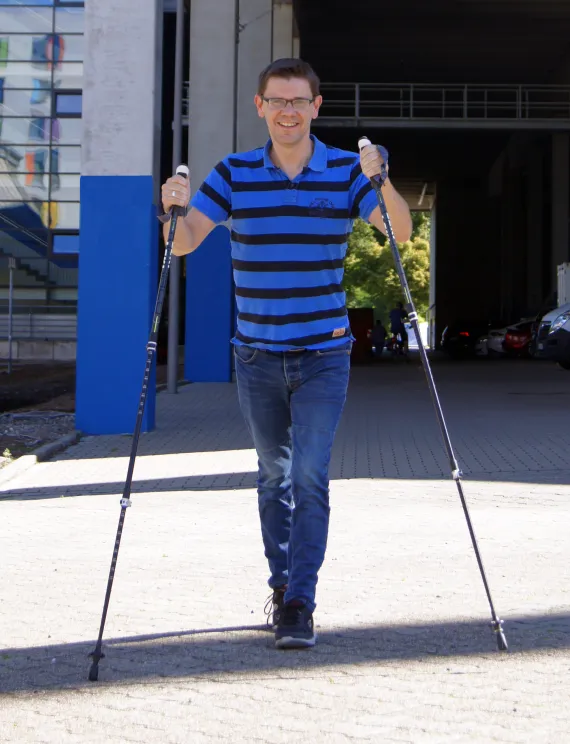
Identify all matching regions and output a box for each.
[2,0,569,437]
[0,0,83,346]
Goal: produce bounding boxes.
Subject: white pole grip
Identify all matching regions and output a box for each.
[358,137,372,150]
[176,164,189,178]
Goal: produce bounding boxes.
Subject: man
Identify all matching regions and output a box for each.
[371,320,387,358]
[390,301,409,354]
[161,58,412,649]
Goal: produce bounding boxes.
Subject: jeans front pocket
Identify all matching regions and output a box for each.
[234,344,259,364]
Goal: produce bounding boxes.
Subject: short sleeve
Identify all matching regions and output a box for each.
[190,158,232,224]
[348,160,378,222]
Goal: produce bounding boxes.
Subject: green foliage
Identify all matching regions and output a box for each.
[344,212,431,322]
[411,210,431,241]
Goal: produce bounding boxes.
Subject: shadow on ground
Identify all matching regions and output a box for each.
[1,612,568,694]
[0,473,257,500]
[2,468,570,502]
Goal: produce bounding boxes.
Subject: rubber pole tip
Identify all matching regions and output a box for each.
[496,629,508,652]
[176,164,189,178]
[88,662,99,682]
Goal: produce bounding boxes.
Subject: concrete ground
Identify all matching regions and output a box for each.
[1,357,569,743]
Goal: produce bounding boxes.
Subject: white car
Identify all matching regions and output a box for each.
[476,326,507,357]
[488,327,508,355]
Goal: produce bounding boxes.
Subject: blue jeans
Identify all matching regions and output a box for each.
[234,343,351,613]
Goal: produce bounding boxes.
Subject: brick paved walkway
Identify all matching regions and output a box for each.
[1,358,569,743]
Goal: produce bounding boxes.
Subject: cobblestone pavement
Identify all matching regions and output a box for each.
[1,359,569,743]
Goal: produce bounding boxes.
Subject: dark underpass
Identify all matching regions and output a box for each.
[294,0,570,343]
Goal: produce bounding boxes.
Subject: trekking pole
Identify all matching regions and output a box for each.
[358,138,508,652]
[88,165,189,682]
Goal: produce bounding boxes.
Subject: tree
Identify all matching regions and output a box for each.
[411,210,431,242]
[344,213,431,322]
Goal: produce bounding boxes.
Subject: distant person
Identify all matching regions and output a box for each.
[371,320,387,357]
[390,302,409,354]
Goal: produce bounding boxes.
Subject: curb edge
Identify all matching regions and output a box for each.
[0,430,82,489]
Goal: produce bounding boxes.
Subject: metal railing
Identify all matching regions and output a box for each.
[0,256,78,289]
[318,83,570,122]
[0,304,77,341]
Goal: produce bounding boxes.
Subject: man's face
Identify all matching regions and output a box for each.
[255,76,322,147]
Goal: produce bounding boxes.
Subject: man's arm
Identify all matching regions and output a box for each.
[161,159,230,255]
[359,144,413,243]
[163,207,216,257]
[367,179,413,244]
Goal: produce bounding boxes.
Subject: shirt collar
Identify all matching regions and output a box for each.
[263,135,327,173]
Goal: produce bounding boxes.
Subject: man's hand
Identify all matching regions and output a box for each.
[161,173,191,214]
[360,144,388,181]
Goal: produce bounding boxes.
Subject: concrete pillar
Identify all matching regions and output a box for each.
[526,148,544,312]
[77,0,162,435]
[272,0,294,60]
[188,0,236,188]
[552,134,570,288]
[184,0,301,381]
[185,0,236,382]
[237,0,273,151]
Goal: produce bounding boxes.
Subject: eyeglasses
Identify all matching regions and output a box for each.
[261,96,315,111]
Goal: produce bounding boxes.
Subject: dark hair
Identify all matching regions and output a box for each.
[257,58,320,98]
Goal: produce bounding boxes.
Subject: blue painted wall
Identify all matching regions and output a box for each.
[77,175,158,435]
[185,226,234,382]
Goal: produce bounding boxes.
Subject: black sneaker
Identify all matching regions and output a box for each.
[275,599,316,649]
[264,586,287,630]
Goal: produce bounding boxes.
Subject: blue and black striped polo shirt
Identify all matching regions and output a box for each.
[190,134,378,351]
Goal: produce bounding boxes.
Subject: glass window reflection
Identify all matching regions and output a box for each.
[0,0,83,304]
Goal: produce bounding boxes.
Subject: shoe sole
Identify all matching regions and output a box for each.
[275,633,317,649]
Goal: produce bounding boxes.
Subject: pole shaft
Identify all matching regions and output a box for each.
[8,264,14,375]
[90,212,180,664]
[167,0,185,394]
[370,177,505,632]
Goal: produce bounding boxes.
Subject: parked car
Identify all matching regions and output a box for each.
[488,326,508,355]
[528,304,557,358]
[535,302,570,369]
[442,321,488,357]
[503,320,534,356]
[553,316,570,370]
[442,320,508,358]
[475,335,488,357]
[475,326,506,357]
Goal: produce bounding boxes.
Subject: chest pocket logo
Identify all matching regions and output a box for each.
[308,198,335,217]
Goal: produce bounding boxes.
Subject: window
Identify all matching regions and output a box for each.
[31,77,52,104]
[0,38,8,68]
[55,90,81,116]
[52,232,79,254]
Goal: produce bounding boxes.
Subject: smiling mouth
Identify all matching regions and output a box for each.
[277,122,299,129]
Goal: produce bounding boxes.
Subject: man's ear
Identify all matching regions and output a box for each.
[254,94,265,119]
[312,95,323,119]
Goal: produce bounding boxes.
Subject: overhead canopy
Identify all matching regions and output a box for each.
[294,0,570,85]
[292,1,570,207]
